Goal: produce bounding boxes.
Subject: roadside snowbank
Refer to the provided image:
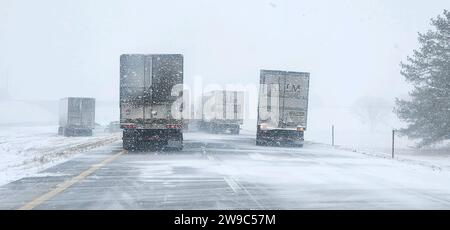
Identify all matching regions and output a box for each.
[0,126,121,186]
[333,144,450,171]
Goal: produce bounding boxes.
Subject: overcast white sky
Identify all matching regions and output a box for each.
[0,0,448,106]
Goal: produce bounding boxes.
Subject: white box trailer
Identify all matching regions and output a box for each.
[58,97,95,136]
[120,54,184,150]
[200,90,244,134]
[257,70,310,147]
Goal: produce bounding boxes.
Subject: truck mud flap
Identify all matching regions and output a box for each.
[123,129,183,151]
[256,129,304,147]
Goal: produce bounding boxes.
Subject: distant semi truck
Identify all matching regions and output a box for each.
[200,90,244,134]
[256,70,310,147]
[58,97,96,137]
[120,54,184,150]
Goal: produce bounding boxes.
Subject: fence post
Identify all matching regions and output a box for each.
[392,129,395,159]
[332,125,335,146]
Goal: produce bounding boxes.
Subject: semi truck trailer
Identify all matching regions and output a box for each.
[120,54,184,150]
[58,97,95,137]
[256,70,310,147]
[200,90,244,134]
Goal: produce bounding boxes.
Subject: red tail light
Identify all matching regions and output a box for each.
[123,124,137,129]
[165,124,182,129]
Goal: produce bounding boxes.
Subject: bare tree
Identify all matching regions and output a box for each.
[351,96,392,131]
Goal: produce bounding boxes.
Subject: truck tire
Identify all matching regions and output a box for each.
[63,127,73,137]
[231,126,240,135]
[85,129,93,136]
[256,139,265,146]
[175,130,183,151]
[166,130,183,151]
[210,124,218,134]
[123,139,135,150]
[172,145,183,151]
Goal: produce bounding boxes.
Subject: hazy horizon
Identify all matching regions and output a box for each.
[1,0,448,105]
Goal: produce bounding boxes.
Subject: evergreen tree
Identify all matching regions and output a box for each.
[395,10,450,147]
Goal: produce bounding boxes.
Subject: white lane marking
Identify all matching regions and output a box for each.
[237,181,264,209]
[204,144,264,209]
[223,176,264,209]
[224,177,241,193]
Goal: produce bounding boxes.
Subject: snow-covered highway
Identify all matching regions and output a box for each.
[0,132,450,209]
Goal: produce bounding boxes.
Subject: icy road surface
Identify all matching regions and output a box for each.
[0,132,450,209]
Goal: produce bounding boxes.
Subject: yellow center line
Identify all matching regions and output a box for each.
[18,150,127,210]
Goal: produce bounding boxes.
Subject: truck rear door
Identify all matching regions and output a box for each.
[120,55,147,125]
[68,98,82,127]
[81,98,95,128]
[281,72,310,129]
[258,71,282,128]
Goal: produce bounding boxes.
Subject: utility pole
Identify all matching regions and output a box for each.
[332,125,335,146]
[392,129,395,159]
